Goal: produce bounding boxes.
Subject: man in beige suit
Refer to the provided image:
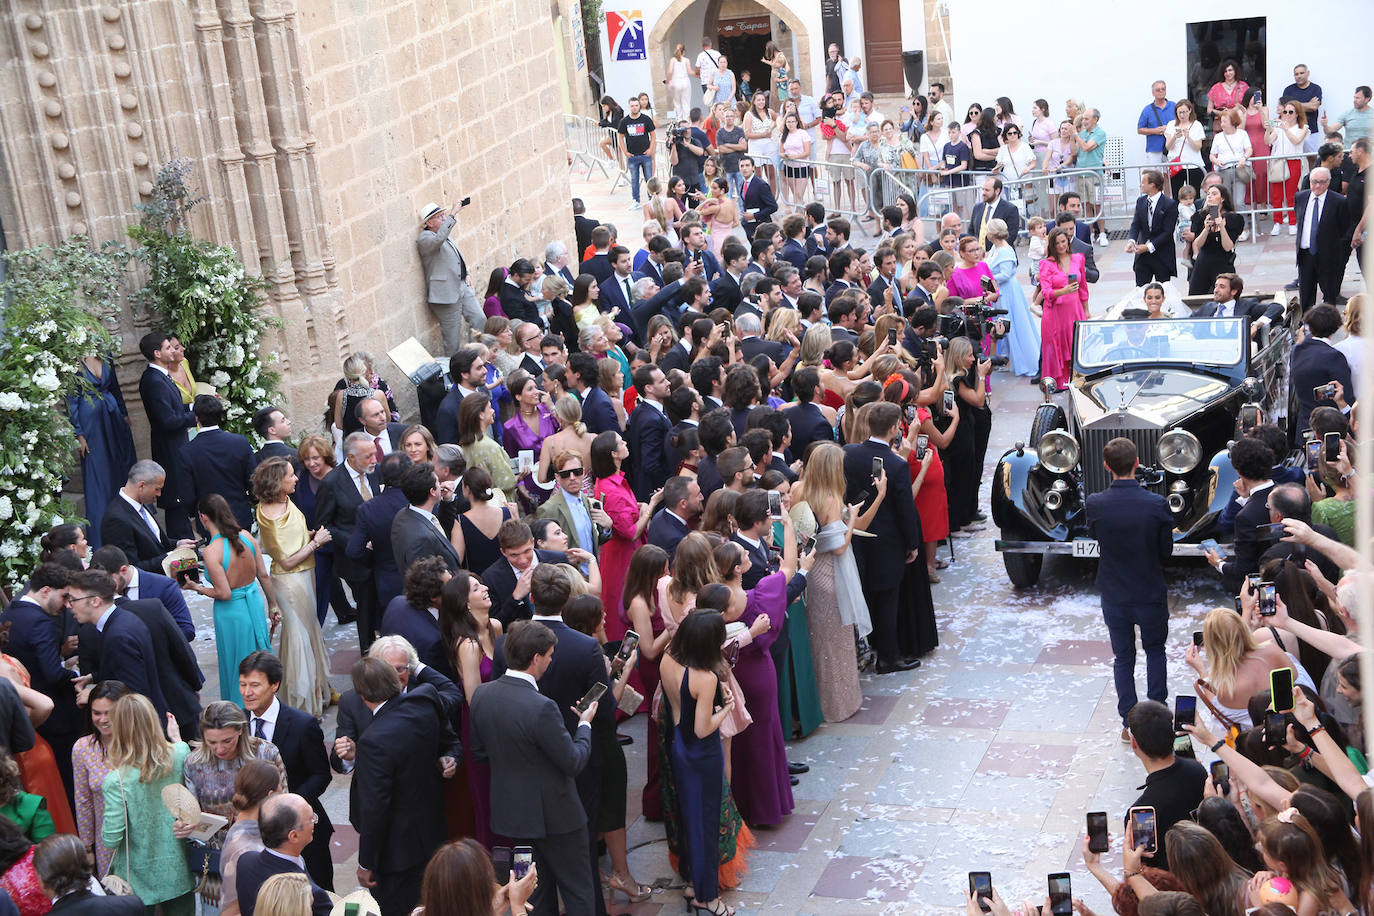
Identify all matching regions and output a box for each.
[417,200,483,355]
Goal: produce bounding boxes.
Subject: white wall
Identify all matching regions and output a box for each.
[948,0,1370,164]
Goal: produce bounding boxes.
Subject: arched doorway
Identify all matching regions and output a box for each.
[646,0,812,116]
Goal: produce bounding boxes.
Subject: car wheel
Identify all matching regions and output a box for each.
[1028,403,1067,449]
[1003,550,1043,588]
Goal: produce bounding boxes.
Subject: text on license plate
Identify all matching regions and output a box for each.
[1071,539,1100,558]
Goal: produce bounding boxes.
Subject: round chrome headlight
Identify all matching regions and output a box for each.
[1158,429,1202,474]
[1036,429,1080,475]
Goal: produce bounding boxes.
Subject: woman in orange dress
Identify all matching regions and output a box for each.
[0,644,77,835]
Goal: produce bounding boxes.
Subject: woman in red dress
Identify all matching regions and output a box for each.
[590,431,664,644]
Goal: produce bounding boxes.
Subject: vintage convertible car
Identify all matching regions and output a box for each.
[992,305,1295,587]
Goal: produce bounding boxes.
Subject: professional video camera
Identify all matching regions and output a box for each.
[665,122,690,145]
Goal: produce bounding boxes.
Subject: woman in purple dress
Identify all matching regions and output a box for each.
[439,569,508,850]
[710,514,808,828]
[502,373,558,459]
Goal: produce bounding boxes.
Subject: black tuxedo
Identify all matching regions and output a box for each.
[255,440,296,465]
[1294,189,1350,309]
[316,463,380,650]
[778,238,809,271]
[391,505,461,575]
[100,495,174,576]
[579,253,613,284]
[625,400,672,501]
[710,272,743,312]
[739,175,778,238]
[842,440,921,665]
[739,335,790,366]
[499,282,543,327]
[47,891,143,916]
[355,681,463,916]
[258,701,336,889]
[574,216,599,257]
[784,401,834,460]
[137,366,195,536]
[78,596,202,737]
[1127,193,1180,283]
[970,198,1022,247]
[88,605,168,720]
[481,550,569,626]
[1290,337,1354,441]
[178,427,257,529]
[346,486,409,611]
[519,354,548,379]
[470,674,595,916]
[379,596,454,680]
[646,508,691,559]
[866,273,902,312]
[579,385,619,435]
[235,849,332,916]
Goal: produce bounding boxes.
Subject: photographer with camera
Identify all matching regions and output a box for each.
[668,111,710,197]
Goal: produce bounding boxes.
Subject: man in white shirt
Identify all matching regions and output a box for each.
[928,82,957,130]
[695,38,721,102]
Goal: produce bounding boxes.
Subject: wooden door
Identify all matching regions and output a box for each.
[861,0,904,94]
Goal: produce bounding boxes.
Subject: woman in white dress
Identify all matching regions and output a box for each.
[744,90,780,191]
[666,44,692,117]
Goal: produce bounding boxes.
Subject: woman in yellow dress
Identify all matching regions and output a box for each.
[166,336,197,404]
[251,457,332,716]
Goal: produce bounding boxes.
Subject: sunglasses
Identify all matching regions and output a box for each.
[557,467,585,478]
[1006,131,1021,137]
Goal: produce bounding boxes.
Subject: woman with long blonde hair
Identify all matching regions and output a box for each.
[643,177,683,244]
[1186,606,1309,729]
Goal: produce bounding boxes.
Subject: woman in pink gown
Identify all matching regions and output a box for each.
[1037,227,1088,387]
[590,431,662,643]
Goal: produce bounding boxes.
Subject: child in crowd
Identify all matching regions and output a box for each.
[1026,216,1048,286]
[739,70,752,101]
[940,123,972,217]
[1175,183,1198,277]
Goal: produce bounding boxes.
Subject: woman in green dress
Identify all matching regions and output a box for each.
[458,392,516,502]
[759,471,823,739]
[101,693,195,915]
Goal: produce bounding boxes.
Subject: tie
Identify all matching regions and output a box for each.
[254,718,265,739]
[1308,197,1320,255]
[1147,197,1155,226]
[742,178,750,201]
[374,436,385,463]
[139,504,159,537]
[978,211,988,249]
[359,473,373,501]
[623,278,633,305]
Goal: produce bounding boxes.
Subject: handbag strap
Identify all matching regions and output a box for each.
[1194,677,1244,733]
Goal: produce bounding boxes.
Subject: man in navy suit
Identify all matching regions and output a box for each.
[737,312,791,366]
[784,368,835,461]
[777,215,810,271]
[1289,304,1355,441]
[1084,438,1173,736]
[625,366,673,501]
[579,226,614,284]
[544,240,576,286]
[100,460,196,578]
[346,452,411,613]
[317,433,381,651]
[390,462,462,574]
[0,564,72,785]
[1192,274,1284,344]
[481,520,570,626]
[841,403,922,673]
[969,176,1023,248]
[238,652,335,889]
[235,794,333,916]
[1204,437,1276,595]
[1294,168,1350,310]
[1124,170,1179,285]
[597,246,636,319]
[136,332,196,539]
[866,248,902,312]
[66,570,168,721]
[738,155,777,239]
[252,406,296,466]
[680,224,721,284]
[1058,191,1094,245]
[379,560,455,680]
[108,551,193,641]
[179,395,256,530]
[567,353,618,434]
[709,241,748,313]
[646,476,701,560]
[356,396,409,461]
[433,348,488,446]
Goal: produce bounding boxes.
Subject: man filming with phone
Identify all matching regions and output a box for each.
[1122,700,1206,872]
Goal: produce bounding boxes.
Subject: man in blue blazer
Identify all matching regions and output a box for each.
[379,559,455,680]
[234,795,333,916]
[346,453,411,612]
[567,354,618,435]
[0,564,72,784]
[119,558,194,641]
[1085,438,1173,736]
[680,224,722,284]
[597,246,636,319]
[238,652,335,890]
[647,476,701,561]
[625,366,673,501]
[783,368,835,461]
[738,155,778,239]
[66,570,168,722]
[179,395,257,530]
[1124,170,1179,285]
[481,520,570,627]
[136,332,196,539]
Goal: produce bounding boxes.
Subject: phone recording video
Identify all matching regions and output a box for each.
[1259,583,1277,617]
[1270,667,1295,713]
[968,872,993,913]
[943,389,956,413]
[888,327,898,346]
[767,489,783,520]
[1086,811,1109,853]
[512,846,533,880]
[1048,873,1073,916]
[1305,439,1322,470]
[1174,695,1196,732]
[872,456,884,478]
[1129,807,1157,854]
[574,682,606,714]
[916,433,930,460]
[611,631,639,677]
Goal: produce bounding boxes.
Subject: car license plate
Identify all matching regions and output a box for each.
[1071,539,1100,558]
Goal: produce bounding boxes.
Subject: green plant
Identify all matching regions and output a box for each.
[130,160,280,440]
[580,0,602,40]
[0,238,126,589]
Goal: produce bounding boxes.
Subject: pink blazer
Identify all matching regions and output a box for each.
[1038,254,1089,308]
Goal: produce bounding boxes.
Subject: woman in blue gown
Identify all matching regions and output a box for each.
[985,221,1041,378]
[67,355,137,546]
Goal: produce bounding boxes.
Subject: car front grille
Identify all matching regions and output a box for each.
[1081,426,1163,495]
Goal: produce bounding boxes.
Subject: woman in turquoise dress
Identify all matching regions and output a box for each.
[761,474,822,739]
[984,219,1041,378]
[67,355,137,547]
[183,495,276,705]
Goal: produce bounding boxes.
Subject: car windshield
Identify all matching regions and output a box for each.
[1075,318,1246,371]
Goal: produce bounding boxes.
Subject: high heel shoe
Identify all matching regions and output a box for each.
[606,872,652,903]
[691,899,735,916]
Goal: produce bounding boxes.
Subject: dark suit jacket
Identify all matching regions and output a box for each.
[137,367,195,511]
[732,533,806,605]
[481,550,569,626]
[344,485,405,603]
[1290,338,1354,438]
[970,198,1022,246]
[824,279,857,307]
[379,597,454,680]
[255,440,296,465]
[433,385,468,446]
[1192,297,1284,323]
[315,464,376,584]
[91,606,168,719]
[626,400,672,501]
[518,354,547,379]
[778,238,809,271]
[767,453,799,483]
[265,701,335,883]
[842,440,921,589]
[100,496,174,576]
[710,272,742,312]
[499,282,544,327]
[599,273,635,318]
[829,325,860,346]
[48,891,143,916]
[1085,479,1173,607]
[549,298,579,353]
[579,253,613,284]
[866,274,902,311]
[696,454,723,496]
[1070,237,1101,283]
[235,849,332,916]
[580,386,619,435]
[631,280,684,346]
[740,177,778,237]
[470,674,593,838]
[355,682,462,875]
[739,335,790,366]
[633,258,664,287]
[574,216,599,256]
[646,509,690,560]
[657,340,694,374]
[1261,524,1343,589]
[179,428,256,529]
[784,401,834,461]
[0,599,78,739]
[79,596,202,735]
[1127,194,1180,278]
[1225,487,1274,594]
[546,261,576,286]
[391,505,461,576]
[903,285,938,318]
[1294,190,1350,268]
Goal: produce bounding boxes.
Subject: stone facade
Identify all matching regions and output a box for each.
[0,0,574,436]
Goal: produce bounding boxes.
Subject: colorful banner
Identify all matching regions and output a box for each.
[606,10,646,61]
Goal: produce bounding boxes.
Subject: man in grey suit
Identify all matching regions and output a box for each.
[391,462,461,575]
[417,200,483,355]
[470,620,597,916]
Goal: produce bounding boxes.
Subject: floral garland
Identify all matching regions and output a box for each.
[0,239,124,589]
[130,159,281,441]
